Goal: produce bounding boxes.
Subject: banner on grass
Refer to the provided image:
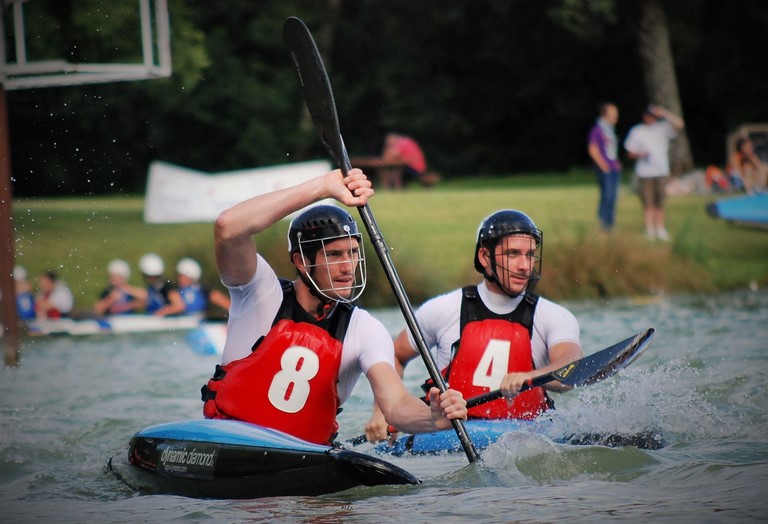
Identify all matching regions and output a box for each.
[143,160,333,223]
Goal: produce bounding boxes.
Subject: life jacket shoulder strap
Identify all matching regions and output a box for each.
[459,285,539,337]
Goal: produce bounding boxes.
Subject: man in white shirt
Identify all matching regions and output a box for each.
[202,167,467,445]
[624,105,685,241]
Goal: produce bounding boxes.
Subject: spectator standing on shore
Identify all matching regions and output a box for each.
[94,259,144,316]
[588,102,622,231]
[35,270,74,319]
[624,104,685,241]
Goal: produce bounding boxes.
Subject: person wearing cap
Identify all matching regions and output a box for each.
[35,270,74,319]
[13,265,36,321]
[623,104,685,241]
[201,168,467,446]
[94,259,145,316]
[365,210,582,443]
[175,257,231,316]
[137,253,186,317]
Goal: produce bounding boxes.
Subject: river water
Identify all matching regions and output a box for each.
[1,290,767,523]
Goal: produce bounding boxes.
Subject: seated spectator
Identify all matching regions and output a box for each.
[138,253,186,317]
[728,137,767,194]
[175,257,231,316]
[379,133,428,189]
[93,259,144,316]
[705,165,732,193]
[35,270,74,319]
[13,265,36,321]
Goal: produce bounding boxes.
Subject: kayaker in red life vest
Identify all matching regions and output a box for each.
[365,210,583,442]
[201,168,467,446]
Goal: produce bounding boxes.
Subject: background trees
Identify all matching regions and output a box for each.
[6,0,768,196]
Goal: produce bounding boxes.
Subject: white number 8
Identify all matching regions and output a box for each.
[268,346,320,413]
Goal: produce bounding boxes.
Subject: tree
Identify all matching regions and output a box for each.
[634,0,693,173]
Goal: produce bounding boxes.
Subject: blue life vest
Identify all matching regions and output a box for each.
[179,284,208,314]
[145,282,175,313]
[16,291,36,320]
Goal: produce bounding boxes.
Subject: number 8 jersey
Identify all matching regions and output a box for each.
[202,280,353,445]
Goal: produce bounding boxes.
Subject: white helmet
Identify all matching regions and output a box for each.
[13,265,27,281]
[107,259,131,279]
[139,253,164,276]
[176,257,202,281]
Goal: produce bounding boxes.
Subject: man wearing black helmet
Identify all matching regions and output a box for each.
[365,210,582,441]
[202,168,467,445]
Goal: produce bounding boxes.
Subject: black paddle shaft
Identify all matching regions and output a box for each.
[283,16,479,463]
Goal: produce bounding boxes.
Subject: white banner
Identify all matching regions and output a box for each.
[143,160,333,223]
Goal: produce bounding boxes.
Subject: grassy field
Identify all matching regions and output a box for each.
[10,172,768,312]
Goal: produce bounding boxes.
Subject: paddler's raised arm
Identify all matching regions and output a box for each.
[214,168,372,286]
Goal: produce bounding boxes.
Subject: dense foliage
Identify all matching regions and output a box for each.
[6,0,768,196]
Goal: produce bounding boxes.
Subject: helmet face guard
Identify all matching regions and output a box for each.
[474,210,543,297]
[288,205,366,304]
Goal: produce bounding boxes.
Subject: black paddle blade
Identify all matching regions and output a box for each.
[466,328,655,409]
[283,16,349,171]
[549,328,655,388]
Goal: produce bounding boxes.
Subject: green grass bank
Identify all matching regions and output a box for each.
[10,173,768,312]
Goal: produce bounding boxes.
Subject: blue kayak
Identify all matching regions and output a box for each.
[375,418,666,456]
[109,419,419,499]
[706,193,768,230]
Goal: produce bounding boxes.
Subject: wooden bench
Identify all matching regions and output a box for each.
[349,156,441,189]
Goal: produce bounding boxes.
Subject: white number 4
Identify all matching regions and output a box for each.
[472,339,510,389]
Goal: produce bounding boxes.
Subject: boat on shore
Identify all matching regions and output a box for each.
[108,419,420,499]
[706,193,768,230]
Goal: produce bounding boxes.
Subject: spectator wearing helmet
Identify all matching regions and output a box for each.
[202,167,466,446]
[13,265,36,321]
[175,257,231,316]
[35,270,74,319]
[137,253,185,317]
[366,210,582,442]
[93,259,145,316]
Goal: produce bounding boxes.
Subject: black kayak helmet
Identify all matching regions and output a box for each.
[287,204,366,303]
[474,209,543,295]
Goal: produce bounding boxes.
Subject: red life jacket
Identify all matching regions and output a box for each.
[201,280,353,445]
[441,286,551,420]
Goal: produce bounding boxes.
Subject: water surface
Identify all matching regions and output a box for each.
[2,290,766,523]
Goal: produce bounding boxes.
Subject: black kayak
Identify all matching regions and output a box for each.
[108,419,419,499]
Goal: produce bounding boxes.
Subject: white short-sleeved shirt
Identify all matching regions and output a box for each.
[624,120,677,178]
[48,283,74,314]
[221,255,394,404]
[406,282,580,370]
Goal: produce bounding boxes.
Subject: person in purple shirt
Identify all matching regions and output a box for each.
[588,102,622,231]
